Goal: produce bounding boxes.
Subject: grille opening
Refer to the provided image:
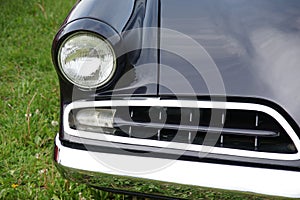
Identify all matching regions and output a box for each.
[258,113,281,132]
[224,110,256,129]
[165,107,181,124]
[200,109,212,126]
[192,132,207,145]
[69,105,298,154]
[220,135,254,151]
[128,107,151,123]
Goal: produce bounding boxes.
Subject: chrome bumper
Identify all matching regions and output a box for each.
[54,134,300,199]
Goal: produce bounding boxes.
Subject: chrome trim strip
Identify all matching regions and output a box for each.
[63,98,300,160]
[55,134,300,198]
[113,120,278,137]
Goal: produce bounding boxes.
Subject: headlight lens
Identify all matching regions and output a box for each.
[58,32,116,89]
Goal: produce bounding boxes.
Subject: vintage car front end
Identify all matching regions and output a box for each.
[52,0,300,199]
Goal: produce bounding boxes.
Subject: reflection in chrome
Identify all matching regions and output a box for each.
[55,135,300,198]
[63,98,300,160]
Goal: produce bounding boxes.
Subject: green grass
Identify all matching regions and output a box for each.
[0,0,116,199]
[0,0,293,199]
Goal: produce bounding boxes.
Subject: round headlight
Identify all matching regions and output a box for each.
[58,32,116,89]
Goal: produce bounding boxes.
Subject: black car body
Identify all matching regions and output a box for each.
[52,0,300,198]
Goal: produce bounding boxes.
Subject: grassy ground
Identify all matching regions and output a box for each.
[0,0,118,199]
[0,0,291,199]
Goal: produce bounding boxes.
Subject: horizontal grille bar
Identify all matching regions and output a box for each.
[114,118,279,137]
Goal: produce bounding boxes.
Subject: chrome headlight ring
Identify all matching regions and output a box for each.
[58,32,116,89]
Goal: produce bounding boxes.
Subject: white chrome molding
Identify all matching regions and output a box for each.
[55,134,300,198]
[63,98,300,161]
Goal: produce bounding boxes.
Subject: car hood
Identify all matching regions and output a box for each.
[159,0,300,126]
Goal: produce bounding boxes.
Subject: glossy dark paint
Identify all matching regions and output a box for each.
[53,0,300,127]
[52,0,300,168]
[52,1,300,198]
[159,0,300,127]
[65,0,135,33]
[52,0,159,137]
[52,0,159,101]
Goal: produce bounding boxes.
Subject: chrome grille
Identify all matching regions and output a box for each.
[65,99,300,160]
[111,106,295,154]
